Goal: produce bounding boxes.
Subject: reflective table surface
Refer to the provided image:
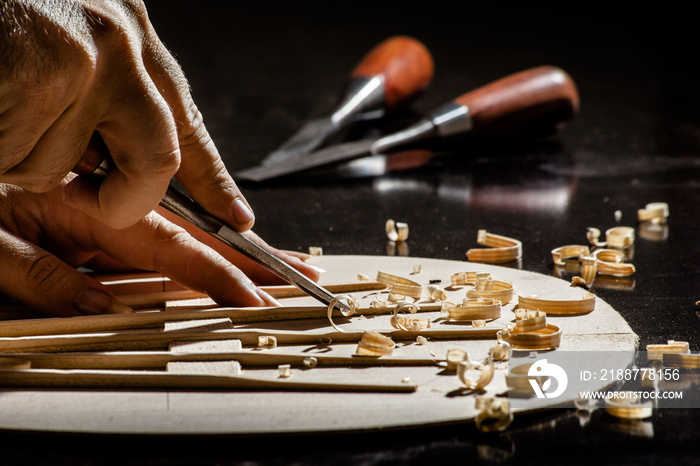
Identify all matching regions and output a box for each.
[2,3,698,465]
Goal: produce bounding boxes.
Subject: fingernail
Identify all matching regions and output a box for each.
[75,288,133,315]
[232,198,255,225]
[307,264,327,274]
[256,288,281,307]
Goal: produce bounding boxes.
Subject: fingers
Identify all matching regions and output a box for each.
[89,210,280,307]
[140,34,256,232]
[0,226,132,317]
[157,207,323,286]
[61,75,181,229]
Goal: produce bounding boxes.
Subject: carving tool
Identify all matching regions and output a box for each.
[73,138,354,315]
[235,66,580,182]
[260,35,434,166]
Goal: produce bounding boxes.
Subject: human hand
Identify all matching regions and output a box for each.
[0,178,321,317]
[0,0,254,231]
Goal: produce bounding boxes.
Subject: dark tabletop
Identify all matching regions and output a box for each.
[2,2,699,465]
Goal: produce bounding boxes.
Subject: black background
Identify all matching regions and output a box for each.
[1,2,699,465]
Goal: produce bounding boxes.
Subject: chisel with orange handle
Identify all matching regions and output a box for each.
[260,35,434,166]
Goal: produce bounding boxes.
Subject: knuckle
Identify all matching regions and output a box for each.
[22,253,70,294]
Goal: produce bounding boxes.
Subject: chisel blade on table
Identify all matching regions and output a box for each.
[260,35,434,166]
[235,66,581,183]
[72,136,355,315]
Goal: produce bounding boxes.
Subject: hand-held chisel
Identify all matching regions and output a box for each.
[72,138,354,315]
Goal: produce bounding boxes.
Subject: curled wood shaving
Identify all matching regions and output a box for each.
[497,322,562,351]
[445,348,468,371]
[489,341,512,362]
[416,336,428,345]
[450,271,491,287]
[513,309,547,333]
[308,246,323,256]
[577,256,597,287]
[303,357,318,368]
[355,331,395,357]
[376,271,423,299]
[605,226,635,249]
[386,219,409,242]
[518,292,595,316]
[326,294,359,333]
[472,320,486,328]
[458,354,494,391]
[646,340,690,361]
[390,302,422,331]
[638,202,669,224]
[443,297,501,322]
[466,230,522,264]
[507,362,547,393]
[426,285,448,301]
[605,391,653,420]
[474,397,513,433]
[466,279,514,304]
[551,245,591,265]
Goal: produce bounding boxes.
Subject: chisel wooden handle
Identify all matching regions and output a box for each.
[350,35,434,109]
[455,65,579,138]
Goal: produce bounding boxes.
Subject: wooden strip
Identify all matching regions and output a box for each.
[0,368,417,393]
[119,282,390,309]
[0,327,498,353]
[0,303,442,338]
[5,350,441,370]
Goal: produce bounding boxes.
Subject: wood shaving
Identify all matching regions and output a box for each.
[390,302,422,331]
[457,354,494,391]
[551,245,591,265]
[489,341,512,361]
[257,336,277,349]
[376,271,423,299]
[355,331,395,357]
[518,292,595,316]
[278,364,292,378]
[466,279,514,304]
[474,397,513,433]
[605,391,653,420]
[637,202,669,224]
[646,340,690,361]
[326,294,358,333]
[466,230,522,264]
[386,219,409,242]
[308,246,323,256]
[445,348,468,371]
[443,297,501,322]
[663,353,700,370]
[303,357,318,368]
[426,285,448,301]
[497,321,562,351]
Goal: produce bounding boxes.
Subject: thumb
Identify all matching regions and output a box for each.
[0,227,132,317]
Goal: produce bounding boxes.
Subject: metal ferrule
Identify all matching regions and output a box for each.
[330,76,386,126]
[429,102,472,137]
[369,102,472,155]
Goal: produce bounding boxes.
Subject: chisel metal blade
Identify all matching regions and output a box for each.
[236,139,376,182]
[261,116,337,166]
